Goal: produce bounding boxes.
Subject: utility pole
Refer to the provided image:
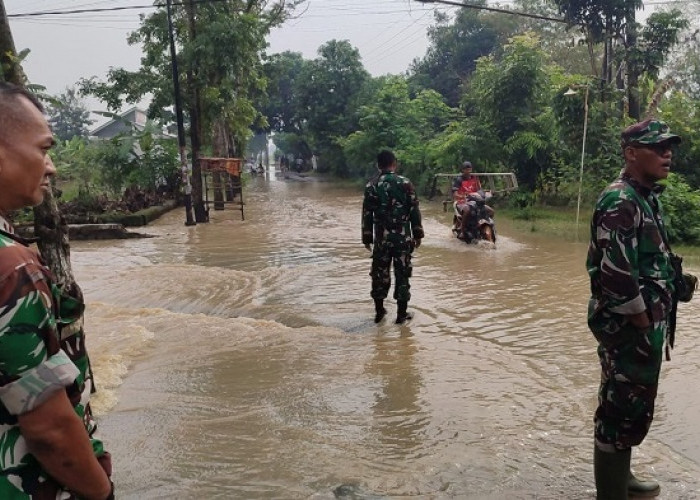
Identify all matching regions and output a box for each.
[166,0,196,226]
[185,0,208,223]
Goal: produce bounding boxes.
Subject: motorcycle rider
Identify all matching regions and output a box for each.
[451,161,494,240]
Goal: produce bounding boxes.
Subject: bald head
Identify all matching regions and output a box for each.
[0,82,56,213]
[0,82,45,146]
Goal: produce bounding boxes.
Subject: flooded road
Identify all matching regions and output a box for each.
[73,171,700,499]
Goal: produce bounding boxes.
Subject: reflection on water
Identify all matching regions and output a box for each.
[73,172,700,499]
[369,332,427,462]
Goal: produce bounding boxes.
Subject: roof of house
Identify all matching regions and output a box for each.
[89,107,148,138]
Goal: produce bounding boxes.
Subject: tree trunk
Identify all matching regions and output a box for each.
[211,120,228,210]
[0,1,22,83]
[626,7,640,120]
[185,0,208,223]
[33,192,80,294]
[0,1,79,291]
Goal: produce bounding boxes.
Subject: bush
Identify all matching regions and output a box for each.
[660,173,700,244]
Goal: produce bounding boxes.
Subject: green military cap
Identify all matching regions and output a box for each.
[621,119,681,147]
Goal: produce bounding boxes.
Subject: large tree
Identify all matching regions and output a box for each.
[259,51,308,135]
[341,75,456,180]
[552,0,687,119]
[462,33,557,190]
[81,0,301,222]
[47,87,94,141]
[409,5,518,108]
[293,39,370,175]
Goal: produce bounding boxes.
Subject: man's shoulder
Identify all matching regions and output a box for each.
[0,235,38,279]
[385,173,413,186]
[365,172,383,189]
[594,181,644,219]
[598,179,637,202]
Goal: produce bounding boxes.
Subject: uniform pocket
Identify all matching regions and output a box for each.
[588,299,638,349]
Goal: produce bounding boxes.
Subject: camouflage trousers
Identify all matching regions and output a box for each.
[588,300,666,451]
[370,237,413,302]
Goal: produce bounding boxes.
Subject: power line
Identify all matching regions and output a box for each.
[413,0,567,23]
[6,0,227,18]
[361,8,432,58]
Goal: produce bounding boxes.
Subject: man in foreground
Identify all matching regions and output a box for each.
[586,119,681,499]
[0,82,113,499]
[362,150,424,324]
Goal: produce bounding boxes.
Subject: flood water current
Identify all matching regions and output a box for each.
[74,169,700,499]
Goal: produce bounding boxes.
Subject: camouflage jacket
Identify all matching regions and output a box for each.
[0,217,106,498]
[362,171,425,246]
[586,173,674,323]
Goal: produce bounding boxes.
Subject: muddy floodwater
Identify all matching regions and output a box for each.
[73,170,700,499]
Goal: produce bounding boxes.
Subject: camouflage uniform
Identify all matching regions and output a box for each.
[586,173,675,452]
[362,171,424,303]
[0,217,109,498]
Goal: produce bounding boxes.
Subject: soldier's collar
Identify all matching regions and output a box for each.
[620,172,664,196]
[0,214,39,246]
[0,214,14,234]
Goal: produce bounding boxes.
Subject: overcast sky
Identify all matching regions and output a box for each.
[5,0,665,122]
[5,0,453,121]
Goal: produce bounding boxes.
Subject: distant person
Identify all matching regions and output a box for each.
[587,119,681,499]
[451,161,493,240]
[362,150,424,324]
[0,82,114,499]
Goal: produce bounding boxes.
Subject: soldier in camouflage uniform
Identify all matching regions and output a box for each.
[0,83,113,499]
[587,119,681,499]
[362,150,424,324]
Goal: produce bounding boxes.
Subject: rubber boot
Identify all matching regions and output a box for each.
[594,446,630,500]
[374,299,386,323]
[628,471,660,498]
[395,300,412,324]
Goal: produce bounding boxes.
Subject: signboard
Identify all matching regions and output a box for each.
[200,157,242,176]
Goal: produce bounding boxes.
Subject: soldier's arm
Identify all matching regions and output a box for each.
[19,392,112,500]
[0,255,111,500]
[362,184,375,245]
[407,182,425,240]
[595,195,647,320]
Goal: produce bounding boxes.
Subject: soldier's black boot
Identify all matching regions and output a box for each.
[628,470,660,497]
[395,301,412,324]
[374,299,386,323]
[594,446,630,500]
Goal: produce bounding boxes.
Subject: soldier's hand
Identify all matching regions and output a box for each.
[364,243,372,251]
[414,238,421,249]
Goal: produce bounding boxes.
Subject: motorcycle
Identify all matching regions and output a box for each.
[248,163,265,176]
[452,192,496,244]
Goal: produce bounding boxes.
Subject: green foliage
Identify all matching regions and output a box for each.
[552,0,640,45]
[259,51,308,134]
[409,5,518,107]
[50,137,100,192]
[292,40,371,175]
[657,91,700,188]
[80,1,298,158]
[660,173,700,244]
[461,33,557,189]
[340,75,457,182]
[47,87,94,141]
[52,123,179,199]
[632,9,688,81]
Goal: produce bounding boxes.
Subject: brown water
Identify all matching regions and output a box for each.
[73,171,700,499]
